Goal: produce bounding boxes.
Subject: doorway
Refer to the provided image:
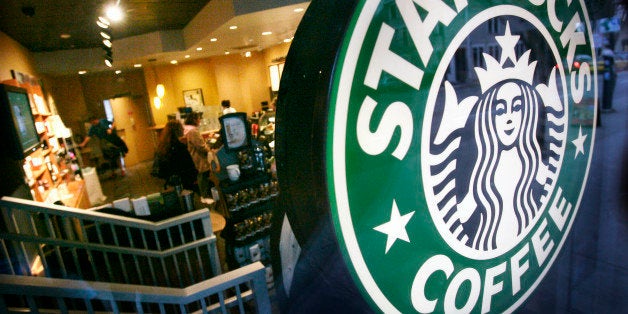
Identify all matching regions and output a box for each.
[106,96,155,167]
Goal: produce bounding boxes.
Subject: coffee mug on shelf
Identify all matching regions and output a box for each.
[227,164,241,181]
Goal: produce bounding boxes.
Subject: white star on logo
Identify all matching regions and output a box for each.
[495,22,520,65]
[373,200,415,254]
[571,126,587,159]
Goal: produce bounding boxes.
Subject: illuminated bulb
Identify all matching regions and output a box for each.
[106,5,124,22]
[154,96,162,109]
[156,84,165,98]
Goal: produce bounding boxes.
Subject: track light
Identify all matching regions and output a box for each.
[97,16,110,29]
[100,30,111,40]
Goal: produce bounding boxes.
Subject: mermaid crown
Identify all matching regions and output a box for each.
[475,22,537,93]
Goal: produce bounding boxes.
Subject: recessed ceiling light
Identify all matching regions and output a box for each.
[229,25,238,30]
[196,47,203,51]
[244,51,251,58]
[78,70,87,75]
[294,8,304,12]
[170,60,178,64]
[225,51,230,55]
[210,38,218,42]
[60,34,71,39]
[115,70,122,74]
[185,55,190,59]
[100,31,111,40]
[134,64,142,68]
[283,38,293,43]
[262,31,272,36]
[105,59,112,67]
[103,39,112,48]
[105,5,124,22]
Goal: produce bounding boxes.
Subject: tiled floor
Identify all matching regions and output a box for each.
[97,160,168,203]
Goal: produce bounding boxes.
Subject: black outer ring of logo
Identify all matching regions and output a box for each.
[269,1,375,313]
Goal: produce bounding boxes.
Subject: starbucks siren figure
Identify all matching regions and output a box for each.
[433,24,564,252]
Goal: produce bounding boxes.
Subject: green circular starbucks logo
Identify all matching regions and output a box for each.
[328,1,596,312]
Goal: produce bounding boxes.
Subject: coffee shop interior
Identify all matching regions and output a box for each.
[0,0,307,312]
[0,0,627,313]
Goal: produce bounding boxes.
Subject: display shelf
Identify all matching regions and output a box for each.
[219,168,277,271]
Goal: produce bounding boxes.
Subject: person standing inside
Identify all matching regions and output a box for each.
[80,116,128,176]
[155,120,198,191]
[185,112,220,204]
[221,99,236,115]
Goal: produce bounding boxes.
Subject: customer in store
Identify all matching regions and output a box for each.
[221,99,236,115]
[184,112,220,204]
[154,120,198,191]
[80,116,128,177]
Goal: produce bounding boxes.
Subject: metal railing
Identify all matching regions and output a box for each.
[0,196,221,288]
[0,261,271,314]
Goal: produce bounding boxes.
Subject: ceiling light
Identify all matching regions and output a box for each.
[284,38,293,43]
[100,31,111,40]
[185,55,190,59]
[262,31,272,36]
[244,51,251,58]
[115,70,122,74]
[229,25,238,30]
[105,59,113,67]
[60,34,71,39]
[170,60,178,64]
[97,16,110,29]
[103,39,112,48]
[78,70,87,75]
[210,38,217,42]
[196,47,203,51]
[294,8,304,12]
[225,51,230,55]
[134,64,142,68]
[105,5,124,22]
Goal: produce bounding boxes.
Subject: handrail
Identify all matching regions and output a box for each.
[1,196,212,232]
[0,195,222,287]
[0,262,271,314]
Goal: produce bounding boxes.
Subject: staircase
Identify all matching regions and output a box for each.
[0,196,271,313]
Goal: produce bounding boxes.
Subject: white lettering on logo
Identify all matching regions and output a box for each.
[356,96,413,160]
[444,268,481,314]
[395,0,458,66]
[531,218,555,266]
[364,23,424,90]
[561,14,587,73]
[411,255,454,313]
[548,187,573,231]
[570,62,591,104]
[510,244,530,295]
[481,262,507,313]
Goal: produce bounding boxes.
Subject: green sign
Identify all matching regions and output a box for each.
[328,1,596,312]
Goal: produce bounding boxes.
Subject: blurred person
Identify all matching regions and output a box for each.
[80,116,128,176]
[154,120,198,191]
[221,99,236,115]
[185,112,220,204]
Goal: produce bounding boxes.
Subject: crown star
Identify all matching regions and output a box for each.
[475,21,537,93]
[496,22,520,65]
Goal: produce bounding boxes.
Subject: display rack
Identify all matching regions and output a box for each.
[219,171,279,271]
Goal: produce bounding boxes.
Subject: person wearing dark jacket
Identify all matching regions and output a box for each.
[155,120,198,191]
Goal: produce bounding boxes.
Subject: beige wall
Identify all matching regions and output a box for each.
[1,30,292,163]
[146,42,292,126]
[0,32,40,82]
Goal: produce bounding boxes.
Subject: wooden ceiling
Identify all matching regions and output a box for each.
[0,0,211,52]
